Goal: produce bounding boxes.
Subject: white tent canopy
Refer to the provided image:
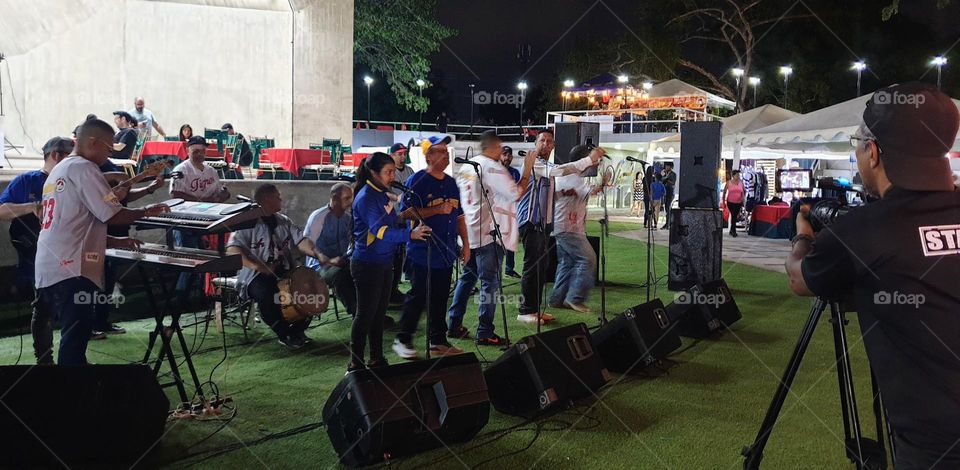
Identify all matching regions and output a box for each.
[647,104,800,160]
[742,92,960,157]
[648,79,737,110]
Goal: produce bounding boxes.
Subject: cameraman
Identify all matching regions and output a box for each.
[786,82,960,469]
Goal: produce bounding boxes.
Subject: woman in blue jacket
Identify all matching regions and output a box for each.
[349,152,431,371]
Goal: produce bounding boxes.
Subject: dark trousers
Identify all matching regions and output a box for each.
[331,267,357,317]
[350,260,393,364]
[93,260,118,331]
[662,190,674,227]
[642,193,651,227]
[391,245,405,295]
[519,225,551,315]
[35,277,98,366]
[397,263,452,346]
[505,250,516,273]
[247,274,309,340]
[728,202,743,234]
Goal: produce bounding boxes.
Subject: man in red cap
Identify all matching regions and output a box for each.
[786,82,960,468]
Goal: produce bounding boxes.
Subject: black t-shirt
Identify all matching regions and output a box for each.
[663,170,676,193]
[114,128,138,160]
[802,187,960,466]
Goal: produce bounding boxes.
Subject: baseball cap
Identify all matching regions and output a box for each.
[420,135,452,154]
[501,145,514,156]
[221,123,234,131]
[42,136,74,156]
[186,135,207,147]
[862,82,959,191]
[389,143,408,154]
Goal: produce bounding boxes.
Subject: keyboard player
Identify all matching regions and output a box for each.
[170,135,231,303]
[226,184,326,350]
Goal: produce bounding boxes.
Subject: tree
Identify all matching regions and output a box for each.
[354,0,456,113]
[670,0,810,109]
[882,0,953,20]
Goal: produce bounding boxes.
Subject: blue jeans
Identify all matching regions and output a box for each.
[36,277,99,365]
[549,232,597,306]
[448,243,503,339]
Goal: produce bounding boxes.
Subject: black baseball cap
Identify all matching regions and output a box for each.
[501,145,513,156]
[862,81,959,191]
[186,135,207,147]
[42,136,74,156]
[389,143,408,154]
[221,123,234,131]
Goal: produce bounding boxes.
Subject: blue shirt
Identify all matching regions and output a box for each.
[651,181,666,201]
[401,170,463,269]
[352,181,411,264]
[0,170,47,283]
[304,205,352,270]
[507,166,520,183]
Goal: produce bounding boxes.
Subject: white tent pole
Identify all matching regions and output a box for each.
[732,137,742,170]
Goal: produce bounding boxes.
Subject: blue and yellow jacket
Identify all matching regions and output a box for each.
[351,181,411,264]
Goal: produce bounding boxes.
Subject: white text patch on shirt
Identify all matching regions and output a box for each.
[919,225,960,257]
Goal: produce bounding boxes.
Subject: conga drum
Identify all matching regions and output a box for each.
[276,267,329,323]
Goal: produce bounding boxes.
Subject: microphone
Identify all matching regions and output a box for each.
[517,150,527,157]
[454,156,479,167]
[236,194,252,202]
[390,181,411,192]
[465,146,474,160]
[625,156,648,165]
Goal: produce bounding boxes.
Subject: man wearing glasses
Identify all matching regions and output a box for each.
[33,119,168,365]
[785,82,960,468]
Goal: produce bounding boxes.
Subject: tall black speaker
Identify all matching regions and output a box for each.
[666,279,742,338]
[554,121,601,165]
[323,354,490,467]
[593,299,682,373]
[668,208,723,290]
[484,323,610,417]
[0,364,169,466]
[678,121,722,209]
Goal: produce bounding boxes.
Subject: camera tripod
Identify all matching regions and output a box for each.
[742,297,895,470]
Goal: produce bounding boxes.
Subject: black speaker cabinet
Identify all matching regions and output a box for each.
[678,121,722,209]
[0,364,169,466]
[554,122,601,174]
[323,353,490,467]
[668,208,723,290]
[484,323,610,417]
[546,235,600,285]
[593,299,682,372]
[667,279,742,338]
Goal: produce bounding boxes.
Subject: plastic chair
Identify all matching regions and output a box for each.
[256,149,291,180]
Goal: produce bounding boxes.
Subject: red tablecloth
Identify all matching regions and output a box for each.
[262,148,328,175]
[749,204,793,239]
[140,141,228,162]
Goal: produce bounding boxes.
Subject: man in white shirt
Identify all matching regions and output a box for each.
[34,119,168,365]
[447,131,535,346]
[129,96,166,140]
[549,144,607,313]
[170,135,231,300]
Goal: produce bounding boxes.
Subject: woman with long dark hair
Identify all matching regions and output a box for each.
[349,152,431,371]
[178,124,193,141]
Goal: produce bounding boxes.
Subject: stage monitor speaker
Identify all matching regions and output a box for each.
[668,208,723,290]
[593,299,682,373]
[666,279,742,338]
[323,353,490,467]
[678,121,722,209]
[554,121,601,166]
[0,364,169,466]
[484,323,610,417]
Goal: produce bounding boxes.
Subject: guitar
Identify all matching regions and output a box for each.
[113,160,173,189]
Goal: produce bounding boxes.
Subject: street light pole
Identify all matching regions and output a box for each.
[469,84,475,131]
[416,79,425,131]
[932,56,948,90]
[517,81,528,127]
[852,61,866,97]
[748,76,760,108]
[779,66,793,109]
[363,75,373,124]
[732,67,745,109]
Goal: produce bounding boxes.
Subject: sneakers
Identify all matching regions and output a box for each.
[429,342,464,356]
[517,313,555,325]
[90,331,107,340]
[102,324,126,335]
[278,335,306,350]
[476,334,505,346]
[548,302,568,310]
[392,339,418,360]
[565,301,593,314]
[447,325,470,339]
[505,270,521,279]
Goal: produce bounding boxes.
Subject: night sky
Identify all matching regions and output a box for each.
[360,0,960,124]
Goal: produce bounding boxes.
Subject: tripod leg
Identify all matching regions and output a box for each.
[832,304,869,468]
[742,298,828,470]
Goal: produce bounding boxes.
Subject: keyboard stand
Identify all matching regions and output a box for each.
[138,263,207,409]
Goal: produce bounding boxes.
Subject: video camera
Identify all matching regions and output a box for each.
[796,176,865,232]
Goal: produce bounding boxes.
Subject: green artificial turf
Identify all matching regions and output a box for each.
[0,221,879,469]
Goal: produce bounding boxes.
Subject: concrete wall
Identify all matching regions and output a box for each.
[0,0,353,152]
[0,179,339,266]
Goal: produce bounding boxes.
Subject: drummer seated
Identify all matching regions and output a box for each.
[226,184,326,350]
